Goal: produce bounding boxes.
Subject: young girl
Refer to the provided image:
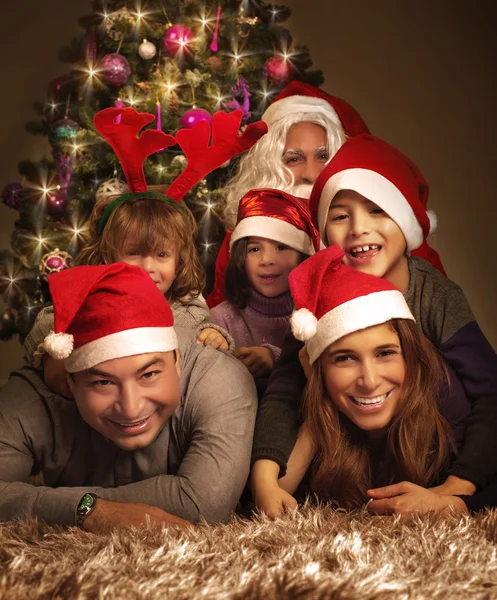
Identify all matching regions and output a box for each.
[24,105,268,394]
[253,245,493,517]
[210,188,320,388]
[251,134,497,513]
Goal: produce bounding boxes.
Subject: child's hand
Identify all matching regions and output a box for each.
[253,482,298,519]
[197,328,229,351]
[235,346,274,378]
[43,355,72,399]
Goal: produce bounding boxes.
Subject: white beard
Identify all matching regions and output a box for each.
[288,183,314,199]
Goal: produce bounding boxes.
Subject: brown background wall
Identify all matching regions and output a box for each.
[0,0,496,378]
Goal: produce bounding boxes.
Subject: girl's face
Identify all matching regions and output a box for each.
[283,122,329,196]
[245,236,301,298]
[325,191,408,292]
[119,246,177,296]
[320,323,406,438]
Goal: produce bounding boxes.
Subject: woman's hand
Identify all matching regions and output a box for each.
[367,481,469,516]
[197,328,229,351]
[235,346,274,378]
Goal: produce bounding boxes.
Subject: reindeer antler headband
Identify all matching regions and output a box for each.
[93,107,268,235]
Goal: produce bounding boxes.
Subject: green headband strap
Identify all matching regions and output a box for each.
[97,191,186,237]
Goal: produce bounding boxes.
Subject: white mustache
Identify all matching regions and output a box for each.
[290,183,314,199]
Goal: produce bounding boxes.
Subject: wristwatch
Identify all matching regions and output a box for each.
[76,493,98,528]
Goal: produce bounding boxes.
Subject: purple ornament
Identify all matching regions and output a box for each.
[100,53,131,87]
[263,55,293,86]
[39,248,73,279]
[223,77,252,122]
[163,24,194,56]
[1,182,24,210]
[180,108,212,129]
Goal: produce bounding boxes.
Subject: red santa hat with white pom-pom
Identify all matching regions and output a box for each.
[262,81,370,138]
[289,245,415,364]
[43,262,177,373]
[230,188,322,256]
[309,134,437,253]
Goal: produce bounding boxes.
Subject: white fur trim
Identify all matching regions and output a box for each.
[317,169,424,251]
[43,331,74,360]
[306,290,415,364]
[65,327,178,373]
[262,96,343,131]
[230,216,316,255]
[291,308,318,341]
[427,210,437,234]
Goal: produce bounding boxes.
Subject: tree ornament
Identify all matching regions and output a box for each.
[1,182,24,210]
[210,6,221,52]
[104,8,136,41]
[263,55,293,86]
[223,77,251,122]
[100,53,131,87]
[207,56,222,73]
[180,108,212,129]
[163,25,195,57]
[39,248,73,280]
[138,39,157,60]
[48,118,81,149]
[96,178,127,204]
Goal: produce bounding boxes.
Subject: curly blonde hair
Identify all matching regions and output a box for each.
[77,191,205,302]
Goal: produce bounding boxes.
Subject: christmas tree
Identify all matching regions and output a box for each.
[0,0,323,342]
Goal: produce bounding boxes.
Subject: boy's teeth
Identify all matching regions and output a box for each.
[352,393,387,406]
[351,244,379,254]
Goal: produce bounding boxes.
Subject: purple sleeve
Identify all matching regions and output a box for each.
[209,303,231,333]
[442,321,497,488]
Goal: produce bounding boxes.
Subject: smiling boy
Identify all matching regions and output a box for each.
[0,262,257,530]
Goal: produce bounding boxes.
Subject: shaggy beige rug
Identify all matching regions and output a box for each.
[1,505,497,599]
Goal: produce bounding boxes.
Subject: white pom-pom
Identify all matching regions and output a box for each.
[43,331,74,360]
[427,210,437,235]
[291,308,318,342]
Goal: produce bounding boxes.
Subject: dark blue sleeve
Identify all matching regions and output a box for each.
[441,321,497,488]
[458,482,497,512]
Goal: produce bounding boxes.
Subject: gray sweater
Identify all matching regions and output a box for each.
[0,328,257,526]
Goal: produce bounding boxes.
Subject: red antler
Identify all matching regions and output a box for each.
[165,109,268,202]
[94,107,177,193]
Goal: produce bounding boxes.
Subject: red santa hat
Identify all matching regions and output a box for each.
[43,263,177,373]
[290,245,414,364]
[262,81,370,138]
[309,134,437,252]
[230,188,321,256]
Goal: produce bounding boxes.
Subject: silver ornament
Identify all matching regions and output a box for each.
[96,178,127,205]
[138,39,157,60]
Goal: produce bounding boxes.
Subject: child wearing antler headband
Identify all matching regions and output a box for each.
[210,189,320,391]
[24,107,267,397]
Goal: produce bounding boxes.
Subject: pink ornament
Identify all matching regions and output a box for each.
[180,108,212,129]
[263,55,293,86]
[210,6,221,53]
[39,248,73,280]
[163,24,195,56]
[99,53,131,87]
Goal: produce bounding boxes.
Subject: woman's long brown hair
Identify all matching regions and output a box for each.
[303,319,454,509]
[76,193,205,302]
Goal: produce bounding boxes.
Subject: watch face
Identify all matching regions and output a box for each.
[77,493,95,515]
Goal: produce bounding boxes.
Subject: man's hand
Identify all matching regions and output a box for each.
[197,328,229,351]
[82,498,194,533]
[367,481,469,516]
[235,346,274,378]
[430,475,476,496]
[298,345,312,380]
[43,356,72,399]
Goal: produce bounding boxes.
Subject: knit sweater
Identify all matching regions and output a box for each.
[252,256,497,489]
[210,288,295,364]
